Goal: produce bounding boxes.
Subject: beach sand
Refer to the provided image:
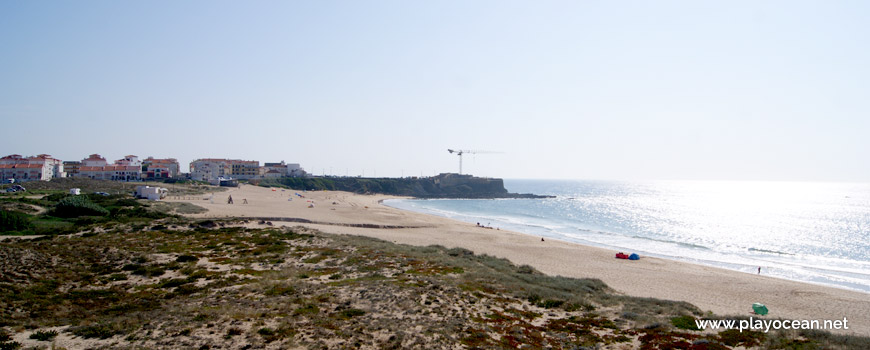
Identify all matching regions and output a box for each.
[167,184,870,335]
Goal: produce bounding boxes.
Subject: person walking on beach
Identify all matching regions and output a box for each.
[227,195,233,204]
[243,198,248,204]
[758,267,761,275]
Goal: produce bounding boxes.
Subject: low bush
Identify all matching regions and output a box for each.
[52,196,109,218]
[671,315,700,330]
[158,278,190,289]
[0,341,21,350]
[224,327,243,339]
[70,323,125,339]
[0,210,33,233]
[29,329,58,341]
[339,309,365,319]
[176,255,198,263]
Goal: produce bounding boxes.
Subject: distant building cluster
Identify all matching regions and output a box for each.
[1,153,306,183]
[62,154,178,181]
[189,159,304,183]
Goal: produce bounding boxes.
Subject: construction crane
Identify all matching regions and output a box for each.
[447,149,500,175]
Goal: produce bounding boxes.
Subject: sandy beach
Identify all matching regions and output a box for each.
[167,184,870,335]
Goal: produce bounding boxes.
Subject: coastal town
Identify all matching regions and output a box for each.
[0,153,306,184]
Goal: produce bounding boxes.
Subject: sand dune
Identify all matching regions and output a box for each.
[167,184,870,335]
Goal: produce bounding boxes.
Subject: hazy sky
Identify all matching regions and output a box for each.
[2,1,868,181]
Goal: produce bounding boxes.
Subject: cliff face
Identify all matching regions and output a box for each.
[425,173,508,198]
[257,173,549,199]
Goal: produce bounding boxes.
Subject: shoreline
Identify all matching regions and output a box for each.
[167,184,870,335]
[382,197,870,296]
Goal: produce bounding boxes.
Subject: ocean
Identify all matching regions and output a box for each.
[384,179,870,293]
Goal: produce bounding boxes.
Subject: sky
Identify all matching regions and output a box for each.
[1,1,868,182]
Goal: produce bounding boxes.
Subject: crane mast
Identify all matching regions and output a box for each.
[448,149,499,175]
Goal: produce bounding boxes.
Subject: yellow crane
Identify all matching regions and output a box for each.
[447,149,500,175]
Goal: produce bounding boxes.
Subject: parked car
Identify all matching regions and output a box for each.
[3,178,14,184]
[6,185,25,193]
[94,191,110,196]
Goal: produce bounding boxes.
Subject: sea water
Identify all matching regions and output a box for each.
[384,180,870,293]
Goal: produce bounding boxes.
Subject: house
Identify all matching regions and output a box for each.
[63,161,81,177]
[285,163,305,177]
[78,165,142,181]
[190,158,260,181]
[0,164,46,182]
[82,154,108,167]
[262,162,287,177]
[262,169,283,178]
[263,161,306,177]
[72,154,142,181]
[0,154,65,182]
[142,157,180,179]
[230,160,259,179]
[189,159,231,182]
[115,155,142,167]
[0,154,26,166]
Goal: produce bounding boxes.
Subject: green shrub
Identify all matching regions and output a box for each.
[339,308,365,318]
[130,265,165,277]
[539,299,565,309]
[0,210,33,232]
[671,315,700,330]
[0,330,19,350]
[447,247,474,257]
[52,196,109,218]
[293,304,319,315]
[71,323,124,339]
[158,278,189,289]
[718,329,765,347]
[175,255,198,263]
[0,341,21,350]
[29,329,58,341]
[171,284,202,297]
[265,284,295,296]
[516,264,535,274]
[225,327,243,339]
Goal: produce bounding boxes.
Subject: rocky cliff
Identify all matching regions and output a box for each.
[255,173,550,199]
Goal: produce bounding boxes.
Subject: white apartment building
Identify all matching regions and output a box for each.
[190,158,261,181]
[72,154,142,181]
[82,154,108,167]
[0,154,65,181]
[263,161,305,177]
